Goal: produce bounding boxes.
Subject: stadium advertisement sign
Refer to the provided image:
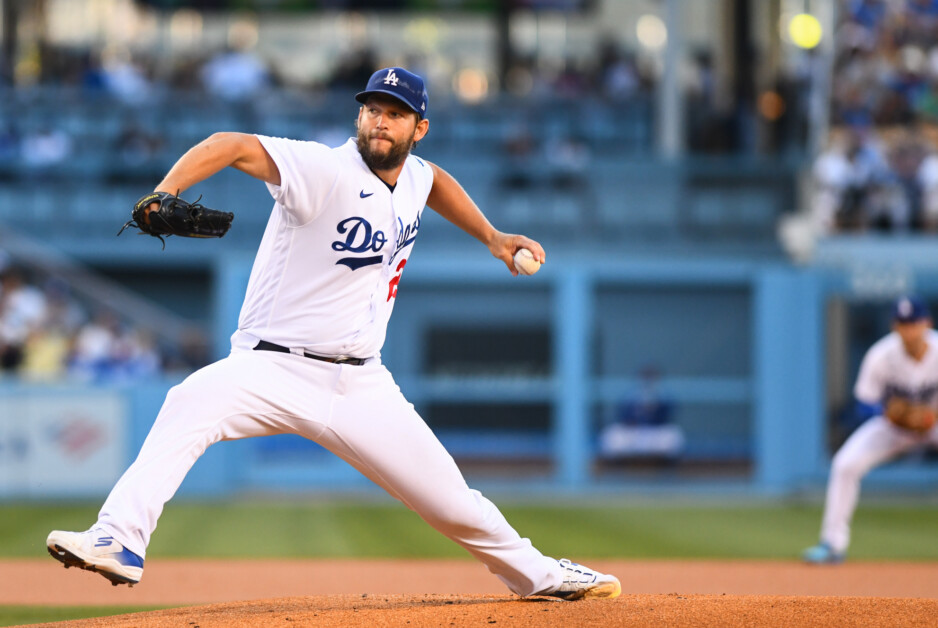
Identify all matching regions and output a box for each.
[0,392,126,497]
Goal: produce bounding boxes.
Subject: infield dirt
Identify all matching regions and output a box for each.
[6,559,938,626]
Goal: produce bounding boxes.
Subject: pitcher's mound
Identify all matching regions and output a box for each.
[28,593,938,628]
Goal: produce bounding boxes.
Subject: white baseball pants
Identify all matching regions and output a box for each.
[97,349,562,596]
[819,415,938,553]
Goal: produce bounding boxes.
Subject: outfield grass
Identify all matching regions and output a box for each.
[0,606,166,627]
[5,499,938,561]
[4,500,938,626]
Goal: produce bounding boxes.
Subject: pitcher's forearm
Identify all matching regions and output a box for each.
[156,134,238,194]
[426,162,497,246]
[156,133,280,194]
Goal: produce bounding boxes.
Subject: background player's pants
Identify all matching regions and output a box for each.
[819,415,938,553]
[97,349,562,597]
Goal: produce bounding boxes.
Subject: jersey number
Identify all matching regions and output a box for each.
[387,259,406,301]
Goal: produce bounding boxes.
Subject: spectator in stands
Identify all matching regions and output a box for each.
[916,143,938,231]
[69,308,166,383]
[0,268,47,373]
[833,83,875,128]
[21,328,70,380]
[811,127,891,232]
[108,328,161,382]
[68,309,120,382]
[884,132,928,230]
[877,46,927,125]
[595,39,641,101]
[41,279,87,335]
[99,48,154,105]
[20,124,72,171]
[200,23,270,102]
[201,48,270,102]
[21,279,87,381]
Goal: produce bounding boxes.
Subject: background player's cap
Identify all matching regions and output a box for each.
[355,67,428,119]
[892,296,930,323]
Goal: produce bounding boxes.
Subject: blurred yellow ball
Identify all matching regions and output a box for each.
[789,14,822,49]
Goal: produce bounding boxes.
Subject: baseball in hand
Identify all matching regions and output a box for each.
[513,248,541,275]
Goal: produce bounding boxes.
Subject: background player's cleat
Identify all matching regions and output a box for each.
[802,542,845,565]
[543,558,622,600]
[47,528,144,586]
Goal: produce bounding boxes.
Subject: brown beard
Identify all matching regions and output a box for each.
[356,127,415,171]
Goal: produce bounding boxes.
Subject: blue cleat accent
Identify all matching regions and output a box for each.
[802,542,845,565]
[47,528,144,586]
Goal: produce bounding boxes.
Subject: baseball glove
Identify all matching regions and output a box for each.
[885,397,937,433]
[118,191,234,248]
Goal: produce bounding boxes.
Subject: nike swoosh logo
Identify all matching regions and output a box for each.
[360,190,374,198]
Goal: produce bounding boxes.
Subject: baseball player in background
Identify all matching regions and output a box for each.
[46,67,621,600]
[803,296,938,564]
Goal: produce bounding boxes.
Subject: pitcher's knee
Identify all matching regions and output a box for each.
[420,493,498,539]
[160,374,229,418]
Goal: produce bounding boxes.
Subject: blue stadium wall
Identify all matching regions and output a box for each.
[5,241,938,499]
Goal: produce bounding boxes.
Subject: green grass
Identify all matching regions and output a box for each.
[5,499,938,561]
[4,499,938,625]
[0,606,166,627]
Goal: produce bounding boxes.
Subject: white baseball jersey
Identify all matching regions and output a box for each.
[231,136,433,358]
[854,330,938,408]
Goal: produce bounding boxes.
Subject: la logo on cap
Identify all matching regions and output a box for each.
[383,69,399,86]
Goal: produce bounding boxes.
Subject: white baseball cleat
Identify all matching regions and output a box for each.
[543,558,622,600]
[47,528,144,587]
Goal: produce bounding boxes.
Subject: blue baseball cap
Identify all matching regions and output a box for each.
[893,296,931,323]
[355,67,428,119]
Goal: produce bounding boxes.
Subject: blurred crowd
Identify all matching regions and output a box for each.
[811,125,938,232]
[0,260,208,383]
[0,37,670,183]
[831,0,938,128]
[815,0,938,233]
[25,36,656,107]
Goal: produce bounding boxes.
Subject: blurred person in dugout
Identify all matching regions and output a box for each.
[598,365,684,463]
[803,296,938,564]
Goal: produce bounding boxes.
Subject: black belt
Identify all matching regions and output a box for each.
[253,340,366,366]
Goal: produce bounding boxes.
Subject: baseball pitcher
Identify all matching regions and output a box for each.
[46,67,620,600]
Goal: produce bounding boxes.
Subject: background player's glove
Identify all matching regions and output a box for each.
[885,397,936,433]
[118,191,234,248]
